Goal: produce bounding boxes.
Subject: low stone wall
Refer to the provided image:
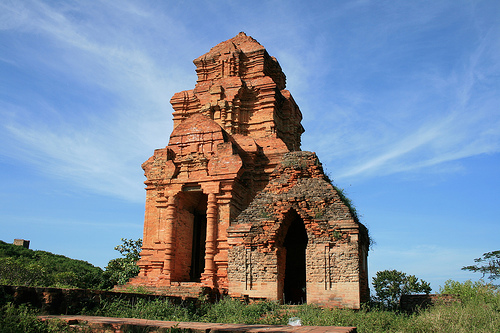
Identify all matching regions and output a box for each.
[0,285,201,315]
[400,294,460,312]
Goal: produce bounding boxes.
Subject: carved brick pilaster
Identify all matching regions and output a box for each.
[201,193,218,287]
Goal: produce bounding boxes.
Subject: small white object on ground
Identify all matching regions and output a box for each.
[288,317,302,326]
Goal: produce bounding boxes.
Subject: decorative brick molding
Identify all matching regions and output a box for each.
[227,152,369,308]
[129,32,370,308]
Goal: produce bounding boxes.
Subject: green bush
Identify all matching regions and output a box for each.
[0,240,106,289]
[103,238,142,286]
[0,303,89,332]
[440,279,500,306]
[400,280,500,333]
[372,269,431,310]
[0,303,48,333]
[0,257,51,287]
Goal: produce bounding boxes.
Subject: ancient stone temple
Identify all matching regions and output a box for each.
[127,32,369,308]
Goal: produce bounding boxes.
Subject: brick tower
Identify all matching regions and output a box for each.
[127,33,369,308]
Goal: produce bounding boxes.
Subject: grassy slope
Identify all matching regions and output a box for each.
[0,240,105,289]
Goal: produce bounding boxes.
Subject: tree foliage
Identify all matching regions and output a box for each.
[0,240,105,289]
[114,238,142,262]
[372,269,431,309]
[440,279,499,304]
[103,238,142,286]
[462,250,500,281]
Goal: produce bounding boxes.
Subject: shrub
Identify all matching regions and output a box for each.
[440,279,500,308]
[0,257,51,287]
[0,303,48,333]
[372,270,431,310]
[0,303,88,332]
[103,238,142,286]
[0,241,105,289]
[404,281,500,332]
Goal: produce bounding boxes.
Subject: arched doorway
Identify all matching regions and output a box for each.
[283,210,308,304]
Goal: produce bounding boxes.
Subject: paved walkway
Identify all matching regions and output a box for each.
[38,315,357,333]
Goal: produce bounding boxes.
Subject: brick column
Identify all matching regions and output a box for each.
[202,193,218,287]
[162,195,176,283]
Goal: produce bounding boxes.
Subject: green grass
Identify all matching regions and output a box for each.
[88,297,196,322]
[0,303,91,332]
[81,280,500,332]
[78,281,499,332]
[2,280,499,333]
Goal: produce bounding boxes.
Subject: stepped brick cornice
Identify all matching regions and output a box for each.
[170,32,303,152]
[128,33,369,309]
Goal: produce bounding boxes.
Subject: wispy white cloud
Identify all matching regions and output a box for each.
[0,0,498,202]
[301,3,500,182]
[0,0,199,201]
[0,0,498,283]
[0,0,314,202]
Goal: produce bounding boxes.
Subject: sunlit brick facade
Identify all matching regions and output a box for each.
[127,33,369,308]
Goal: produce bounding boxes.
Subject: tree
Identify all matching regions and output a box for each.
[462,250,500,281]
[104,238,143,286]
[372,269,431,309]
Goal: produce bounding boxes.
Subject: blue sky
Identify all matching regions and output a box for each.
[1,0,499,292]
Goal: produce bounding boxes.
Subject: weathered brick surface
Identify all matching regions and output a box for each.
[227,152,369,308]
[129,32,369,308]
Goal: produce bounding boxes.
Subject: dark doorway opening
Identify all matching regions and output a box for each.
[177,190,207,282]
[189,211,206,281]
[283,210,308,304]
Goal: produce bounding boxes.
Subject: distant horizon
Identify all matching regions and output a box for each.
[1,0,499,292]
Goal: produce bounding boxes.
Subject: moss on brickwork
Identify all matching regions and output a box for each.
[227,151,370,306]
